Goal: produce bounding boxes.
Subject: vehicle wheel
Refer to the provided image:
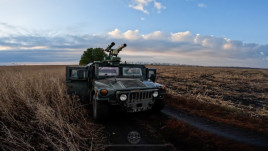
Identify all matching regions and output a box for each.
[152,99,165,112]
[93,95,109,121]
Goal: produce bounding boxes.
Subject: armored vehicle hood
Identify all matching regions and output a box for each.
[95,78,156,90]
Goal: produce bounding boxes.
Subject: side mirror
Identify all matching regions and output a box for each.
[150,74,156,82]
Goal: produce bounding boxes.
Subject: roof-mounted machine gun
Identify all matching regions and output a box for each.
[104,42,127,65]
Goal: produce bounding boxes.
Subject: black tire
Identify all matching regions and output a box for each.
[92,95,109,121]
[152,99,165,112]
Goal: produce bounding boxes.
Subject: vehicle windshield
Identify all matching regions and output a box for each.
[123,67,142,76]
[98,67,119,76]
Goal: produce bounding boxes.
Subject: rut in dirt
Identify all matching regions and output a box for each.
[162,106,268,147]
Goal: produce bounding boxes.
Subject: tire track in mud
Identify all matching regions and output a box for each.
[162,106,268,147]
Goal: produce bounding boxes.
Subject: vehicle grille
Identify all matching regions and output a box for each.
[124,90,154,103]
[129,92,150,101]
[116,89,157,112]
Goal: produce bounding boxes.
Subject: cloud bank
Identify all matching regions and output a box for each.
[0,23,267,68]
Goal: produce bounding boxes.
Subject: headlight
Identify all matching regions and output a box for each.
[161,86,165,90]
[120,94,127,101]
[153,91,158,97]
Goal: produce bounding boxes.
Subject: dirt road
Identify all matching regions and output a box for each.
[163,106,268,147]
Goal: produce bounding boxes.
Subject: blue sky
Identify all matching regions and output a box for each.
[0,0,267,68]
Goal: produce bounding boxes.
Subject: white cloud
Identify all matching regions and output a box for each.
[108,28,140,40]
[170,31,193,42]
[129,4,149,14]
[124,30,140,40]
[154,1,162,9]
[129,0,166,14]
[108,29,168,40]
[193,34,200,43]
[140,17,145,21]
[154,1,166,13]
[198,3,207,8]
[107,28,123,39]
[129,0,152,14]
[260,52,264,56]
[142,31,168,40]
[223,43,234,50]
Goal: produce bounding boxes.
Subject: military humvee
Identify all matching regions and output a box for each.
[66,42,166,120]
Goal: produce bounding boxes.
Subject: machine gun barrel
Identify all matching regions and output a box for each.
[117,43,127,51]
[105,42,115,52]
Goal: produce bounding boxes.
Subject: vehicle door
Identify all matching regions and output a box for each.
[66,66,90,101]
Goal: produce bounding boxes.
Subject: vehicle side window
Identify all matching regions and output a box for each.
[148,70,156,78]
[70,69,88,79]
[70,70,77,78]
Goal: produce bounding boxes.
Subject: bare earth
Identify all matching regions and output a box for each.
[150,65,268,118]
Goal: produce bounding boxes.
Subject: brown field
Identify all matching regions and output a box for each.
[150,65,268,119]
[0,66,106,151]
[148,65,268,134]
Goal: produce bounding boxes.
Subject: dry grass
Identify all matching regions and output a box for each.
[0,66,106,151]
[149,65,268,119]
